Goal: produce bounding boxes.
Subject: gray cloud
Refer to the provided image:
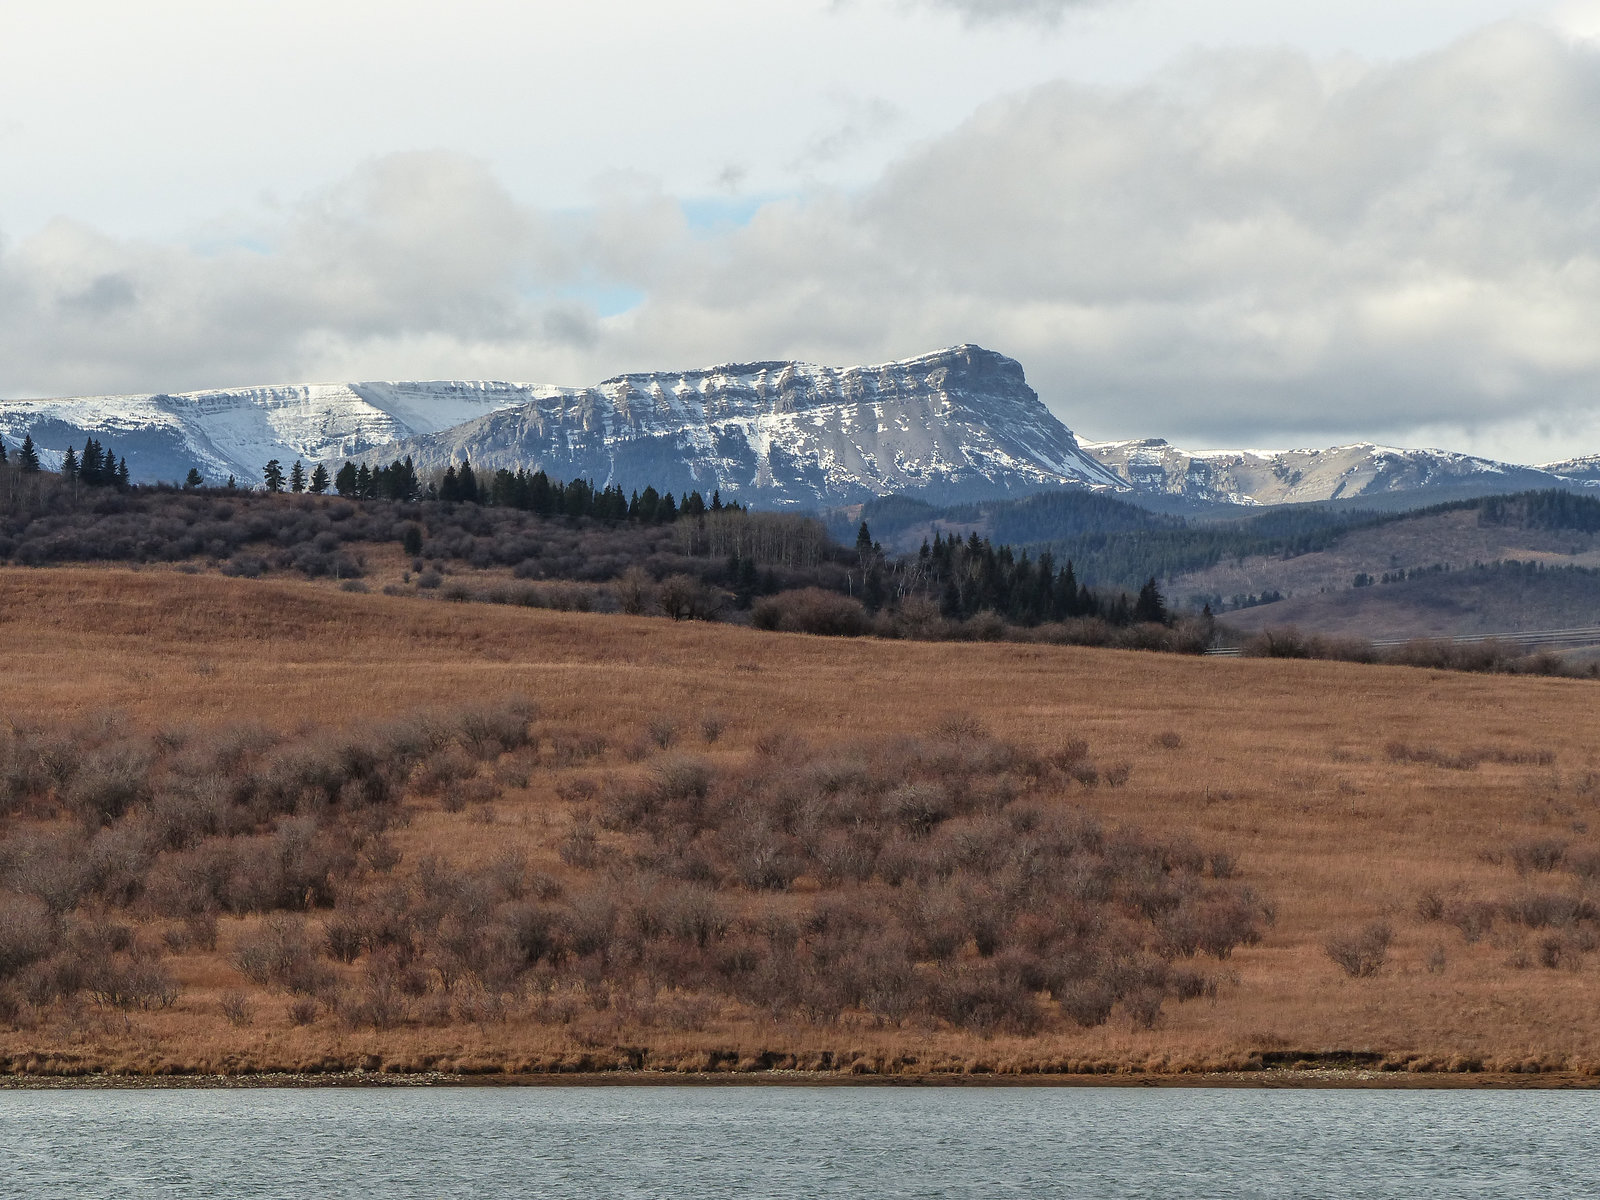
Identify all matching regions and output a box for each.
[6,22,1600,462]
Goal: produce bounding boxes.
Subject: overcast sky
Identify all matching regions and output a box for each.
[6,0,1600,461]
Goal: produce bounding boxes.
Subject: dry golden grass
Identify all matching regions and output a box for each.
[5,565,1600,1078]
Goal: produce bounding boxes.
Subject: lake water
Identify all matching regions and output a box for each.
[2,1084,1595,1198]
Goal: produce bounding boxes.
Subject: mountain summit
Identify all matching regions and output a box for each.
[367,345,1124,507]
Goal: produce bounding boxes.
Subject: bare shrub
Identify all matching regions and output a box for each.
[231,915,332,994]
[1415,889,1445,922]
[647,717,679,751]
[699,712,726,744]
[0,894,56,979]
[287,996,319,1026]
[1510,838,1567,875]
[219,990,253,1028]
[1152,731,1183,750]
[751,588,870,637]
[1324,922,1393,978]
[1059,979,1116,1028]
[1447,900,1496,944]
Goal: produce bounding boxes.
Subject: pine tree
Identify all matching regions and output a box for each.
[0,439,7,464]
[1133,577,1168,625]
[263,459,285,493]
[335,462,358,497]
[183,467,203,489]
[308,463,330,494]
[18,435,40,473]
[115,457,130,489]
[80,439,104,485]
[855,522,873,564]
[457,459,479,504]
[61,445,79,482]
[439,465,459,502]
[401,524,423,556]
[289,460,306,493]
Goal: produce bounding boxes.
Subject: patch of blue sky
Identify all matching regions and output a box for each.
[679,194,776,234]
[545,283,648,318]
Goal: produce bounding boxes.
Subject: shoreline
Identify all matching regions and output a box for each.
[4,1069,1598,1091]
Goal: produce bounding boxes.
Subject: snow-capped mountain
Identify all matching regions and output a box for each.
[2,347,1594,509]
[1082,438,1575,507]
[1538,454,1600,484]
[0,382,531,485]
[362,346,1127,507]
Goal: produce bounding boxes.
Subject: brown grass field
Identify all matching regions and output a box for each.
[4,564,1600,1083]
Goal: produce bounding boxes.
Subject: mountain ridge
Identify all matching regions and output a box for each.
[1,346,1594,509]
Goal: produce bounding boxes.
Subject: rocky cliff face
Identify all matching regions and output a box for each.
[367,346,1126,506]
[1081,438,1574,507]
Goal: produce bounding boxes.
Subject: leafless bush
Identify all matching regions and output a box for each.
[1324,922,1393,978]
[647,717,679,750]
[0,894,56,979]
[1510,839,1567,875]
[220,990,253,1027]
[751,588,871,637]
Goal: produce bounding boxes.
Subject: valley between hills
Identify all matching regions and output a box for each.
[4,566,1600,1084]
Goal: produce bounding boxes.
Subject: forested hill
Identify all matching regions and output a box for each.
[831,488,1600,591]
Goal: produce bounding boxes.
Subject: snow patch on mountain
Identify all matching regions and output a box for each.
[0,382,534,485]
[366,346,1127,507]
[1082,438,1569,506]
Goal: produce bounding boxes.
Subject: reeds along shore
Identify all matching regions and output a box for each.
[3,566,1600,1079]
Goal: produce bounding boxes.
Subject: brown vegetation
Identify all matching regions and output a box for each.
[4,566,1600,1079]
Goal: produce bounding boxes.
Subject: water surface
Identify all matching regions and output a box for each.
[3,1085,1594,1198]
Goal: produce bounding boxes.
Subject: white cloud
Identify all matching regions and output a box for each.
[898,0,1104,24]
[6,20,1600,463]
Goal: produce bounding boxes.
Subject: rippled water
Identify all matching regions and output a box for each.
[2,1084,1596,1198]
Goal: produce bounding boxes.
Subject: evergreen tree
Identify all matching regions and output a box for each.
[855,522,873,563]
[439,465,460,502]
[334,461,358,497]
[657,492,678,523]
[637,486,660,522]
[0,439,7,463]
[61,445,79,482]
[80,439,104,484]
[355,463,373,498]
[115,457,130,490]
[1133,577,1169,625]
[263,459,285,493]
[183,467,203,489]
[308,463,330,494]
[401,523,424,556]
[457,459,479,504]
[289,460,306,493]
[18,435,41,473]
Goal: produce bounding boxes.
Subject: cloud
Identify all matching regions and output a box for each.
[905,0,1104,24]
[610,21,1600,455]
[7,22,1600,461]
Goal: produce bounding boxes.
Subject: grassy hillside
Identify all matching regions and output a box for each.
[4,568,1600,1079]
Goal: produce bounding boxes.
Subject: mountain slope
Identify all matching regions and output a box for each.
[1083,438,1576,507]
[362,346,1125,507]
[0,382,533,485]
